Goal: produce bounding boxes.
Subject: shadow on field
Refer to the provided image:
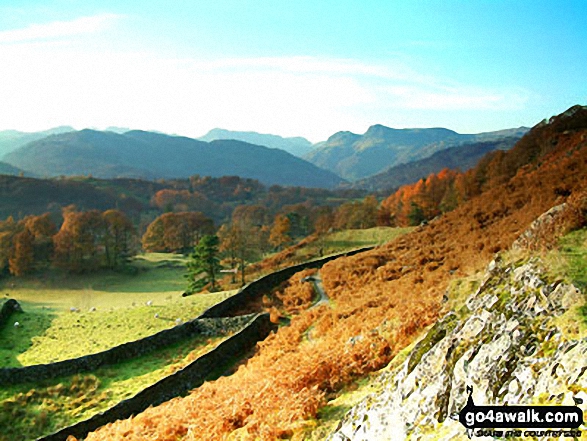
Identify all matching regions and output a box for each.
[0,302,57,368]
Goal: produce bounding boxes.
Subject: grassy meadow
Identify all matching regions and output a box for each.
[0,333,228,441]
[0,252,239,440]
[0,253,235,367]
[318,226,413,253]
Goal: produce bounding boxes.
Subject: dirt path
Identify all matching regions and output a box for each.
[302,273,330,308]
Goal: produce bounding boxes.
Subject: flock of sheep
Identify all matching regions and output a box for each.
[12,299,184,329]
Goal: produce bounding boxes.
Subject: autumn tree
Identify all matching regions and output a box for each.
[185,235,222,294]
[231,204,269,228]
[313,207,334,236]
[25,213,57,268]
[333,196,379,230]
[151,189,215,214]
[8,228,34,276]
[218,221,262,286]
[54,209,137,273]
[217,224,239,284]
[142,212,214,253]
[0,216,18,275]
[269,214,292,250]
[281,204,313,238]
[102,210,136,269]
[53,210,106,273]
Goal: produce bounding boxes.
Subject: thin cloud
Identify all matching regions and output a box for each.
[384,84,530,111]
[180,55,530,111]
[0,48,533,139]
[0,13,122,44]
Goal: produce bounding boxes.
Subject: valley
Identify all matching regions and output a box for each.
[0,106,585,440]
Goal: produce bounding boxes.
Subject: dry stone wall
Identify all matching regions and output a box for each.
[0,314,254,386]
[37,313,276,441]
[201,247,373,318]
[0,298,22,328]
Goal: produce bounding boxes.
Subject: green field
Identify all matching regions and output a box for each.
[0,252,239,440]
[321,226,413,251]
[293,226,413,262]
[0,253,235,367]
[0,231,411,439]
[0,333,227,441]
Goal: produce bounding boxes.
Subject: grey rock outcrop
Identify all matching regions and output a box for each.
[329,258,586,440]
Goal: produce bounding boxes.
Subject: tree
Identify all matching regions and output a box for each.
[269,214,291,250]
[9,229,34,276]
[53,210,106,273]
[407,202,426,226]
[102,209,136,269]
[218,222,261,286]
[53,209,137,273]
[25,213,57,269]
[142,212,214,253]
[232,204,269,228]
[333,196,379,230]
[185,235,222,294]
[0,216,18,275]
[313,209,334,235]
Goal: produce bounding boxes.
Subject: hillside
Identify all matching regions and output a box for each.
[199,128,315,157]
[0,126,74,157]
[3,130,344,189]
[305,125,527,181]
[351,137,518,192]
[0,162,27,177]
[0,175,157,221]
[80,107,587,440]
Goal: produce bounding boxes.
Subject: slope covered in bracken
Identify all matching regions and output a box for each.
[82,106,587,440]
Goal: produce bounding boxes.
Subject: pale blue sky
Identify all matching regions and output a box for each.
[0,0,585,141]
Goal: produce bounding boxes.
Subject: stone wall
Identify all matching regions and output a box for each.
[0,298,22,329]
[37,313,276,441]
[201,247,373,318]
[0,314,255,386]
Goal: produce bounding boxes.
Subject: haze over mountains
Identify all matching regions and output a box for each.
[0,124,528,190]
[198,128,314,157]
[2,130,344,189]
[0,126,75,157]
[304,125,529,181]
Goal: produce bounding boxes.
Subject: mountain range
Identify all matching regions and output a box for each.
[304,125,528,181]
[2,129,344,189]
[0,126,75,157]
[198,128,314,157]
[0,124,528,191]
[0,161,26,176]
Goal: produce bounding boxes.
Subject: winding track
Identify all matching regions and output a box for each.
[302,273,330,308]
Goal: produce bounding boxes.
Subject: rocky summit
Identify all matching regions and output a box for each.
[329,257,586,440]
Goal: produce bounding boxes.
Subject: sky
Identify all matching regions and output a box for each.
[0,1,585,142]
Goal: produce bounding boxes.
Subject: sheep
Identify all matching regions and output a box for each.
[13,321,20,328]
[70,307,80,313]
[154,313,160,319]
[89,307,97,312]
[175,318,182,326]
[146,300,153,307]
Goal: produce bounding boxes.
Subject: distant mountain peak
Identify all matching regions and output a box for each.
[305,125,528,181]
[198,128,314,157]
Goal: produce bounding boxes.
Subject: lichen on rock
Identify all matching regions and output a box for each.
[328,258,587,441]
